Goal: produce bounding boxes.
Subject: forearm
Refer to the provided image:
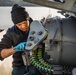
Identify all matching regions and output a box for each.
[1,48,15,58]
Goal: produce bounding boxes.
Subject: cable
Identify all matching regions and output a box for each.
[30,49,52,73]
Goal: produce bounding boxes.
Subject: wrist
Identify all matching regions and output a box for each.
[13,47,18,52]
[12,47,16,53]
[8,47,16,54]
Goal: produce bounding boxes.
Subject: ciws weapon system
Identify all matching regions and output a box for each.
[22,0,76,75]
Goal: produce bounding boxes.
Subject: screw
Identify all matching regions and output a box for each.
[31,31,35,34]
[30,36,34,41]
[27,43,32,47]
[38,31,43,35]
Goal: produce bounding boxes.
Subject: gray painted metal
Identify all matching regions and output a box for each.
[25,20,48,50]
[23,0,76,13]
[44,17,76,66]
[0,0,36,6]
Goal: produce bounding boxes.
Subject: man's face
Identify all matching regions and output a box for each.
[16,20,30,32]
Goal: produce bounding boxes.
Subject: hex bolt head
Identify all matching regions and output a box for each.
[30,36,34,41]
[27,43,32,47]
[38,31,43,35]
[31,31,35,35]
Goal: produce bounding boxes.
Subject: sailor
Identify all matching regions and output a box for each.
[0,4,42,75]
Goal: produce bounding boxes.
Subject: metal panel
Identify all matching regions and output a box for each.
[23,0,76,13]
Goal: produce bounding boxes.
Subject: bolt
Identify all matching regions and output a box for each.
[38,31,43,35]
[27,43,32,47]
[30,36,34,41]
[31,31,35,34]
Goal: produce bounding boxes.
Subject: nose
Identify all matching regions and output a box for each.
[21,24,27,28]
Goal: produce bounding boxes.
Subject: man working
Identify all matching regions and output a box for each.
[0,4,42,75]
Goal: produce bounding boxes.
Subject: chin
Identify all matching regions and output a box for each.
[22,30,27,32]
[22,29,28,32]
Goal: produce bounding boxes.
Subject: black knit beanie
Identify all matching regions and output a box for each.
[11,4,29,24]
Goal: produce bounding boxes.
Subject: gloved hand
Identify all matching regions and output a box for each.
[14,42,26,52]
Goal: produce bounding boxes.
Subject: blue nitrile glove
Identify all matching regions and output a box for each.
[14,42,26,52]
